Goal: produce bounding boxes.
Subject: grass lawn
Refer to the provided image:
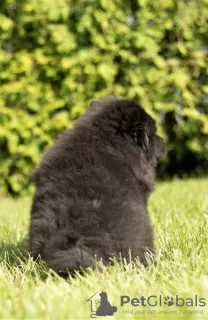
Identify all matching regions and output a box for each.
[0,178,208,320]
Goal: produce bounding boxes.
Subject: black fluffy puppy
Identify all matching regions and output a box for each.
[29,97,166,276]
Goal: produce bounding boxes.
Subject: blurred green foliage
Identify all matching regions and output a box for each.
[0,0,208,195]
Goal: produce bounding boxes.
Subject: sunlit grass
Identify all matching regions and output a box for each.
[0,178,208,319]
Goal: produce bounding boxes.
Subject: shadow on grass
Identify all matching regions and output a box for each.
[0,238,58,280]
[0,238,45,278]
[0,240,150,281]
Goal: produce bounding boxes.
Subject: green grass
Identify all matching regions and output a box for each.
[0,178,208,320]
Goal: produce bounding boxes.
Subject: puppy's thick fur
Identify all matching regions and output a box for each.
[29,97,166,276]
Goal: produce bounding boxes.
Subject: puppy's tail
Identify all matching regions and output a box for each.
[42,230,103,277]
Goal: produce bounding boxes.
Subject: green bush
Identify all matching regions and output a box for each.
[0,0,208,195]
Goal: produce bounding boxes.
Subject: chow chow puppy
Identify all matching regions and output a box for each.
[28,97,166,276]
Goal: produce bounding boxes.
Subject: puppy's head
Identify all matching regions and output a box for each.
[90,97,166,166]
[120,100,166,166]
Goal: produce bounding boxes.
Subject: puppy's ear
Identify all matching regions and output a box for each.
[132,123,150,151]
